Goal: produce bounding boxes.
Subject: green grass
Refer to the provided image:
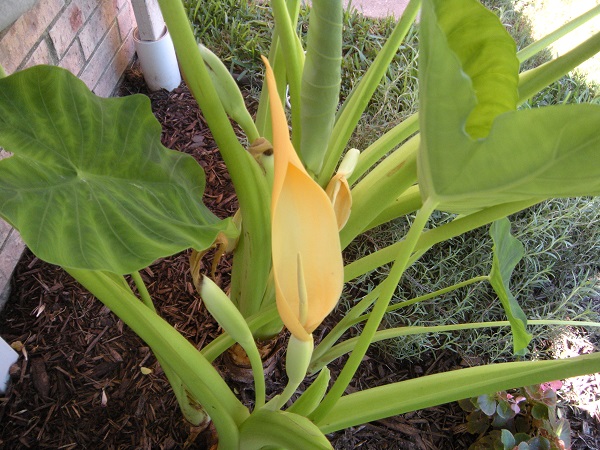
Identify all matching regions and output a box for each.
[183,0,272,71]
[183,0,600,365]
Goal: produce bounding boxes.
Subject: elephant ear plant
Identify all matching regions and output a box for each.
[1,0,600,447]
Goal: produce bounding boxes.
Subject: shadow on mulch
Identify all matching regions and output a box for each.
[0,64,597,449]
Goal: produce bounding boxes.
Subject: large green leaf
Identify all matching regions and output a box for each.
[489,218,531,354]
[418,0,600,214]
[0,65,237,274]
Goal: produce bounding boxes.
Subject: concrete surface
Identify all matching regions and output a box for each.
[343,0,410,19]
[300,0,410,19]
[0,220,24,311]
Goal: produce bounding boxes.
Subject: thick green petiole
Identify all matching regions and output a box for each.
[349,113,420,185]
[159,0,272,320]
[300,0,343,176]
[341,136,419,247]
[519,30,600,103]
[318,0,421,185]
[363,185,423,234]
[316,352,600,433]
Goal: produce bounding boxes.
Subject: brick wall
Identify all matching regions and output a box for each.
[0,0,136,97]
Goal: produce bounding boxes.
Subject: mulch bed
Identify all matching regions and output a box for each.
[0,63,598,449]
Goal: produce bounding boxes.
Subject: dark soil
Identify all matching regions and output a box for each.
[1,64,598,449]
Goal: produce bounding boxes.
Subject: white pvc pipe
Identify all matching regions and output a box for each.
[133,25,181,92]
[0,336,18,393]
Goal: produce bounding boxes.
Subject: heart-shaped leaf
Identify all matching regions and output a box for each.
[418,0,600,214]
[0,65,237,274]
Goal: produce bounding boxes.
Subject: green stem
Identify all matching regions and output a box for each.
[271,0,304,152]
[353,275,490,326]
[130,271,207,424]
[159,0,272,319]
[287,367,331,415]
[318,0,421,185]
[255,40,280,141]
[66,268,247,448]
[363,185,423,234]
[267,335,314,411]
[255,0,301,140]
[519,30,600,104]
[131,271,153,310]
[315,318,600,369]
[340,136,419,247]
[316,352,600,433]
[310,199,436,423]
[311,276,488,373]
[349,113,420,185]
[201,304,281,362]
[300,0,343,176]
[517,4,600,63]
[310,287,381,373]
[0,64,6,79]
[344,199,542,282]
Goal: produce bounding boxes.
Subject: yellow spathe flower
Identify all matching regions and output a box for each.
[262,56,343,342]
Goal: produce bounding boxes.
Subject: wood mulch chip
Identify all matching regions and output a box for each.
[1,63,598,449]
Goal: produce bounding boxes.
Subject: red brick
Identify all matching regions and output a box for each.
[59,40,86,75]
[23,38,55,68]
[116,2,136,42]
[0,0,64,74]
[93,34,134,97]
[76,0,100,19]
[80,22,121,90]
[116,0,129,11]
[49,2,86,57]
[79,0,120,59]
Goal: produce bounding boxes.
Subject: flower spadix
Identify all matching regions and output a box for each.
[262,56,343,342]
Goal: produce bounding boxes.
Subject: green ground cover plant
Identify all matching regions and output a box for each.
[1,0,600,448]
[460,382,571,449]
